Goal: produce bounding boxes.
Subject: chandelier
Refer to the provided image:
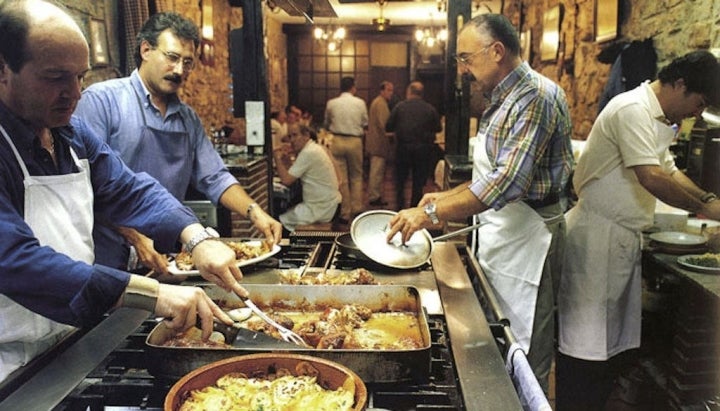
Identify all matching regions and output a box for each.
[372,0,390,32]
[415,26,448,48]
[313,25,346,52]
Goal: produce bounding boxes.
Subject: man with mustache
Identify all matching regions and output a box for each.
[385,13,574,394]
[75,12,281,276]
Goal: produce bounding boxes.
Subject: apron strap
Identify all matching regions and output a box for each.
[0,123,32,179]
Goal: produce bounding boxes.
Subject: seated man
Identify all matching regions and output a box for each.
[273,124,341,233]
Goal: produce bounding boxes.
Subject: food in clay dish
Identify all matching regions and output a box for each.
[175,359,359,411]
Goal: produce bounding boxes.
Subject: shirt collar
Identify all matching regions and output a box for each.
[641,81,669,124]
[130,70,182,116]
[489,62,531,105]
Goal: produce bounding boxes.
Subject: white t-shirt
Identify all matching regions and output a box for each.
[574,81,677,193]
[289,140,341,206]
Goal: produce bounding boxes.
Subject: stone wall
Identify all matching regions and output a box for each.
[172,0,244,137]
[516,0,720,140]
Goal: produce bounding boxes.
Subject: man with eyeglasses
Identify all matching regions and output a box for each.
[386,13,573,394]
[75,12,282,277]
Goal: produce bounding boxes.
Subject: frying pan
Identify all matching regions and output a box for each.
[350,210,484,269]
[334,232,372,261]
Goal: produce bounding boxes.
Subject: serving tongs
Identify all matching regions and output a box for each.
[240,297,311,348]
[211,318,297,349]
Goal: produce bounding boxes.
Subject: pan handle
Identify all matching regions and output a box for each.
[432,222,485,242]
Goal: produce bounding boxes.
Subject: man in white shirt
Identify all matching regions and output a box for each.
[323,77,368,223]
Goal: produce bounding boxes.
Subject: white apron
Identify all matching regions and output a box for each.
[0,124,94,381]
[471,131,552,351]
[558,120,676,360]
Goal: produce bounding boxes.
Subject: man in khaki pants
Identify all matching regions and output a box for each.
[366,81,395,207]
[324,77,368,223]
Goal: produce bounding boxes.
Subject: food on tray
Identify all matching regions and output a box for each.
[161,303,423,350]
[175,240,272,271]
[683,253,720,268]
[178,361,355,411]
[162,327,228,349]
[279,268,377,285]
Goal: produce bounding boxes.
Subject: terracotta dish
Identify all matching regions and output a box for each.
[165,353,367,411]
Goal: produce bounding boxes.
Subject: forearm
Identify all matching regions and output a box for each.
[436,188,489,222]
[272,155,296,187]
[670,170,711,199]
[635,165,704,213]
[217,184,260,219]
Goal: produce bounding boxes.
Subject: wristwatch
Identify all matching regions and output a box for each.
[424,203,440,225]
[184,227,220,254]
[701,192,718,203]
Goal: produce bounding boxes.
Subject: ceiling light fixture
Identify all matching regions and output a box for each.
[313,24,346,52]
[415,26,448,48]
[372,0,390,32]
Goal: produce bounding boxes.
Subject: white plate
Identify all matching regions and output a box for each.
[677,254,720,274]
[648,231,707,247]
[167,242,281,275]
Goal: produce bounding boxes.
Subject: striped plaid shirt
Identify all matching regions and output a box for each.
[469,62,574,210]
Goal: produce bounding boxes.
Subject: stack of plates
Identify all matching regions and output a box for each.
[648,231,707,255]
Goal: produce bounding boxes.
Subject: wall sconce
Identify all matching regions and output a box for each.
[313,25,346,52]
[415,26,448,48]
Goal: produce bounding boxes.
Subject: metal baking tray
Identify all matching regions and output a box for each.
[145,284,432,383]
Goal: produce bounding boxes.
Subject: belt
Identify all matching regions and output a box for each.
[523,192,560,210]
[331,132,362,137]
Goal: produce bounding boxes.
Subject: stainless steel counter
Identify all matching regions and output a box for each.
[0,241,522,411]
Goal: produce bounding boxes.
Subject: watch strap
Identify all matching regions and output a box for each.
[424,203,439,224]
[702,192,718,203]
[185,227,220,253]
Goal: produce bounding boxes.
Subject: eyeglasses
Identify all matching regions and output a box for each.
[154,47,195,72]
[454,44,493,66]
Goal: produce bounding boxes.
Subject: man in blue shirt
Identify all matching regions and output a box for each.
[0,0,243,381]
[74,12,281,276]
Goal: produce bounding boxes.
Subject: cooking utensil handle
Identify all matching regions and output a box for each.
[432,222,484,242]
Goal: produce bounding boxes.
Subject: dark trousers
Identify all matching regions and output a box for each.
[394,144,432,209]
[555,350,636,411]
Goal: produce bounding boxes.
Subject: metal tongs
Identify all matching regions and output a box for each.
[241,297,310,347]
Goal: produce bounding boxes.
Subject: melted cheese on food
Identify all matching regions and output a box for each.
[179,374,354,411]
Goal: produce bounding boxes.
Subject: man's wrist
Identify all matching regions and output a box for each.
[247,203,259,221]
[122,275,159,312]
[702,192,718,203]
[184,227,220,253]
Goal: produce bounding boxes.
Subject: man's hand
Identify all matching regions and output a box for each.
[117,226,170,275]
[386,206,431,245]
[250,207,283,245]
[191,239,248,299]
[154,283,233,340]
[701,199,720,221]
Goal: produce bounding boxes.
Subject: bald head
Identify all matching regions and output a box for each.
[0,0,89,129]
[407,81,424,99]
[0,0,88,72]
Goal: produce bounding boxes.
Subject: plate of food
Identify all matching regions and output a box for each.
[677,253,720,274]
[168,240,280,275]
